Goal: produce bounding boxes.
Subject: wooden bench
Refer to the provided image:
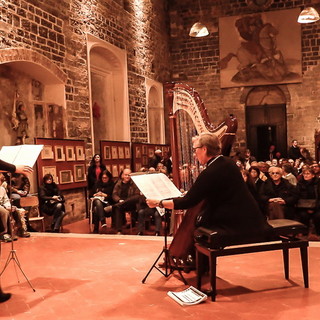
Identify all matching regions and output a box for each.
[194,219,309,301]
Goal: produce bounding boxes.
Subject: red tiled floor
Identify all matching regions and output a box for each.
[1,221,320,319]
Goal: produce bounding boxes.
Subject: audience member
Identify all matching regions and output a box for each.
[282,163,298,186]
[260,166,298,219]
[87,154,106,196]
[288,139,302,160]
[148,149,162,169]
[111,169,140,234]
[296,167,320,240]
[0,186,13,242]
[39,174,66,232]
[311,162,320,178]
[248,166,265,193]
[90,170,115,233]
[137,196,162,236]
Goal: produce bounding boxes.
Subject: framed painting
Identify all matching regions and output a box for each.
[54,145,65,162]
[219,8,301,88]
[41,145,54,160]
[142,156,148,166]
[124,146,131,159]
[142,145,147,155]
[34,104,46,138]
[42,166,57,183]
[75,146,85,161]
[118,146,124,159]
[112,164,119,178]
[104,146,111,160]
[59,170,73,184]
[135,162,142,172]
[106,165,111,173]
[66,146,75,161]
[111,146,118,159]
[135,146,141,158]
[119,164,125,173]
[148,148,154,158]
[74,164,86,182]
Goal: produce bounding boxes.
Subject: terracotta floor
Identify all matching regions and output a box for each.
[0,219,320,320]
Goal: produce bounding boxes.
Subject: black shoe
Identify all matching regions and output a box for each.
[155,232,160,236]
[27,225,37,232]
[137,231,143,236]
[0,292,11,303]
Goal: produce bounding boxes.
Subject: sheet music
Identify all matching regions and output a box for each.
[0,144,43,167]
[131,173,182,200]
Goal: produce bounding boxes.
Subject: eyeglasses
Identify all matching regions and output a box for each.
[192,146,202,152]
[269,172,281,175]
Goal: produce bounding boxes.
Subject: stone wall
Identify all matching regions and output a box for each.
[168,0,320,156]
[0,0,171,223]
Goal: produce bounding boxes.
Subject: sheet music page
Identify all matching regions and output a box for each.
[131,173,182,200]
[0,144,43,167]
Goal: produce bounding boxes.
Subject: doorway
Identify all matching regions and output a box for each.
[246,104,287,161]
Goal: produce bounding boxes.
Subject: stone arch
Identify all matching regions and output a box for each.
[0,48,67,84]
[244,85,289,161]
[145,78,165,144]
[87,34,130,153]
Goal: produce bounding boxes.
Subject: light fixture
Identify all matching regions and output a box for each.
[297,7,320,24]
[189,0,209,37]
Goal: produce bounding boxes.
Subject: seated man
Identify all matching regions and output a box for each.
[260,166,299,219]
[137,196,162,236]
[0,186,13,242]
[7,172,31,237]
[111,168,140,234]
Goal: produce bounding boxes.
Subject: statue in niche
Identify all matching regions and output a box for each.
[32,79,43,100]
[13,100,29,144]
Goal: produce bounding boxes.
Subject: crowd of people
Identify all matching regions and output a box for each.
[232,141,320,240]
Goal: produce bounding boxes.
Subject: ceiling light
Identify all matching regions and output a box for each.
[297,7,320,24]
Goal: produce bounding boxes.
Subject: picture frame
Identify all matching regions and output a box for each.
[112,164,119,178]
[135,162,142,172]
[75,146,85,161]
[148,148,154,158]
[125,163,131,169]
[74,164,86,182]
[135,146,141,158]
[118,146,124,159]
[142,156,148,166]
[106,165,111,173]
[142,145,147,155]
[66,146,76,161]
[59,170,73,184]
[54,145,65,162]
[42,166,57,183]
[111,146,118,159]
[104,146,111,160]
[41,145,54,160]
[124,146,131,159]
[119,164,125,173]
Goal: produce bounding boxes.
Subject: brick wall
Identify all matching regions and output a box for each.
[168,0,320,156]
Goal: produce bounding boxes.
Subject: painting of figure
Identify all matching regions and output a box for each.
[219,8,301,88]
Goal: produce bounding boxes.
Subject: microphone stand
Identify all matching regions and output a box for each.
[0,172,35,292]
[142,209,187,284]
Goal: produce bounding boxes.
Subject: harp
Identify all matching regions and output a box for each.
[165,82,238,261]
[165,82,238,190]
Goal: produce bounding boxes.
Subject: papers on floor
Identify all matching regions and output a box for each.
[167,286,207,306]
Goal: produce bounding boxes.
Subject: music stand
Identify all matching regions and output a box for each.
[0,144,42,292]
[141,209,187,284]
[0,173,35,291]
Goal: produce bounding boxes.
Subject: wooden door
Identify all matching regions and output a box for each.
[246,104,287,161]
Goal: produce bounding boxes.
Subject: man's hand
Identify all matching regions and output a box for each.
[15,165,33,174]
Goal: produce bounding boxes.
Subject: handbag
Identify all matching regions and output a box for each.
[296,199,317,209]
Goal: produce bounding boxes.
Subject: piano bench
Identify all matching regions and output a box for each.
[194,219,309,301]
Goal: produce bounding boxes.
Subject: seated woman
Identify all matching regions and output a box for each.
[296,167,320,240]
[39,174,66,232]
[90,170,115,233]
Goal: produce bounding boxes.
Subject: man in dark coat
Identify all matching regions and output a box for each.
[260,166,299,219]
[288,139,302,160]
[146,133,272,244]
